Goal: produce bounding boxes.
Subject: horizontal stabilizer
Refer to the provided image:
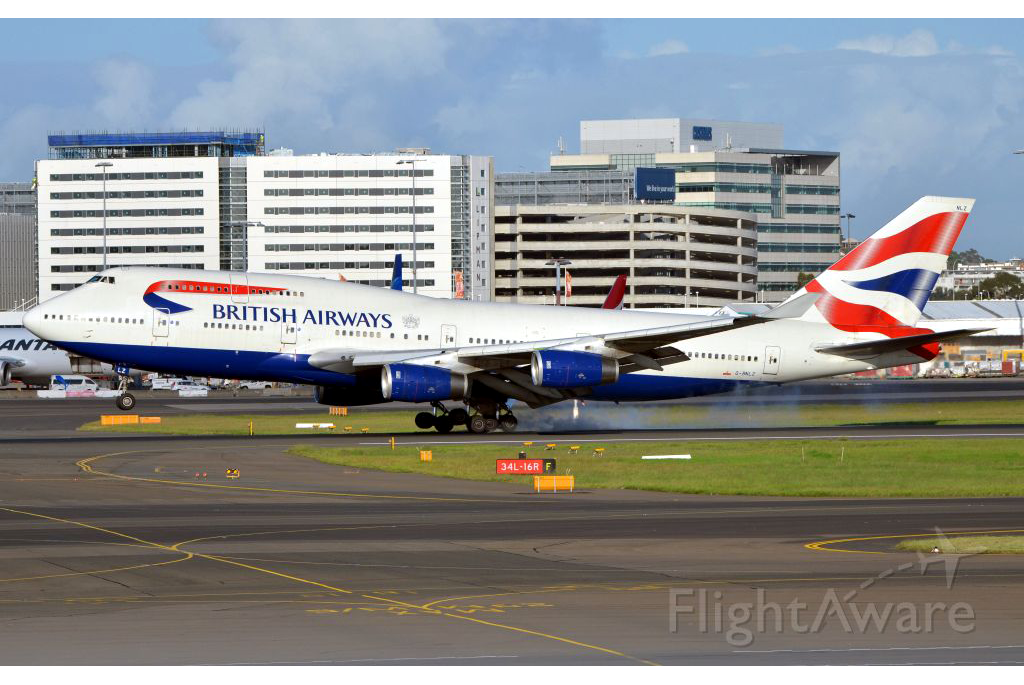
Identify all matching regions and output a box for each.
[758,292,821,320]
[816,327,990,359]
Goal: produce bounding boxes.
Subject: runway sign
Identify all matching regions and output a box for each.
[496,458,556,475]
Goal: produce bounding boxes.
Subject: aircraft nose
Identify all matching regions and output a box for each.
[22,305,44,337]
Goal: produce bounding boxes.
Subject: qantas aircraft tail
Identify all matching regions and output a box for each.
[784,196,973,332]
[602,274,627,310]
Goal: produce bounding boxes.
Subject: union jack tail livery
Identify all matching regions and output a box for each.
[787,196,973,330]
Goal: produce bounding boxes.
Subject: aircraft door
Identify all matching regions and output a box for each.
[441,324,457,349]
[230,272,249,303]
[281,322,297,345]
[153,308,170,345]
[763,346,781,375]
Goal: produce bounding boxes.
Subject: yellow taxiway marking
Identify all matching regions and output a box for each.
[76,451,506,503]
[0,556,190,584]
[2,503,656,666]
[806,528,1024,554]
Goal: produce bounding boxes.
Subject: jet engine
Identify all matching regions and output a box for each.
[531,350,619,388]
[381,364,469,403]
[0,361,11,387]
[313,372,387,407]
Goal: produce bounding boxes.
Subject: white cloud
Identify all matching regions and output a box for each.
[647,39,688,57]
[167,19,449,132]
[837,29,939,57]
[92,59,155,126]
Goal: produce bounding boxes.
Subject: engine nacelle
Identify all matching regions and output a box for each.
[531,350,619,388]
[381,364,469,403]
[314,372,387,407]
[0,362,11,387]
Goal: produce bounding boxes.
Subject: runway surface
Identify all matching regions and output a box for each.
[2,435,1023,665]
[1,377,1023,435]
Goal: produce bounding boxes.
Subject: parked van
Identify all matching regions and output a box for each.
[50,375,101,393]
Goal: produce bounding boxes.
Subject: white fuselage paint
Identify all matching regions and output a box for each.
[22,267,919,398]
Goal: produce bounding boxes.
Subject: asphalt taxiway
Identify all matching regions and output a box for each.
[2,434,1024,665]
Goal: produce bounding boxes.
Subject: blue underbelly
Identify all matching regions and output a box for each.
[51,340,356,386]
[587,374,758,401]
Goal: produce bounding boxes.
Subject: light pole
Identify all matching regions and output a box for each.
[545,258,572,306]
[840,212,856,243]
[396,159,423,294]
[95,161,113,270]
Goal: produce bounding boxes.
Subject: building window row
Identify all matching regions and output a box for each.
[784,204,840,215]
[265,243,434,252]
[757,262,835,272]
[670,162,771,174]
[784,184,840,195]
[262,223,434,234]
[678,183,771,194]
[51,245,205,255]
[262,169,434,179]
[263,187,433,197]
[679,202,772,213]
[50,189,204,200]
[50,208,205,218]
[48,171,205,182]
[50,226,205,236]
[758,243,841,253]
[756,224,841,234]
[264,261,434,277]
[49,263,205,276]
[264,206,433,216]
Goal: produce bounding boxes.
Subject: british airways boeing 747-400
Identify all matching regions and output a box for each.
[23,196,986,433]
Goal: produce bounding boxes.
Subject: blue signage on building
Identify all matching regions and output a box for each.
[634,167,676,202]
[692,125,713,141]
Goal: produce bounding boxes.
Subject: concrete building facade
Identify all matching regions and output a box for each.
[551,118,841,302]
[245,152,494,301]
[1,181,37,310]
[35,132,494,302]
[493,204,757,308]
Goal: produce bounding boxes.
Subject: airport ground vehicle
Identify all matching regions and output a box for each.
[24,197,987,431]
[49,374,101,392]
[239,380,273,390]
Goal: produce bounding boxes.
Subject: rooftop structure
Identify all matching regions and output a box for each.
[47,130,266,160]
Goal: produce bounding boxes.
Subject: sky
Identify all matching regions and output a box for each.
[1,18,1022,257]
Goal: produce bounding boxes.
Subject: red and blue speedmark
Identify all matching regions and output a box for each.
[143,280,286,314]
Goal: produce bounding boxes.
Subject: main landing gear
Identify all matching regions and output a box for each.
[114,374,136,411]
[413,401,518,434]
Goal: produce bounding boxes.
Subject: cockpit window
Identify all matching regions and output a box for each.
[86,275,102,284]
[85,275,117,285]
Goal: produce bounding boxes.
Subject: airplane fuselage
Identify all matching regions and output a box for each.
[22,267,910,403]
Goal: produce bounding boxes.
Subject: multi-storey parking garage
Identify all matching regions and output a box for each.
[493,204,758,308]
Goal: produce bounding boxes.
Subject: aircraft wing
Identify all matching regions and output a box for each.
[307,293,821,375]
[815,327,991,359]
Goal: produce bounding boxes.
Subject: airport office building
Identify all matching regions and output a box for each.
[0,182,38,311]
[496,118,842,304]
[36,131,494,302]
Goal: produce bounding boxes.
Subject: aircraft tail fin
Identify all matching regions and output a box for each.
[784,196,974,330]
[602,274,627,310]
[390,254,403,291]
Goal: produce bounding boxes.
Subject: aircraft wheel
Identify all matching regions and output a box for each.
[483,417,499,433]
[498,414,518,432]
[414,412,435,429]
[468,414,488,434]
[434,415,454,433]
[116,393,136,411]
[448,408,469,426]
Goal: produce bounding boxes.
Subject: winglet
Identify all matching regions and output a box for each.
[759,292,821,320]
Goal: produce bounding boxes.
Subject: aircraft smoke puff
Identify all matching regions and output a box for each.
[142,280,287,315]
